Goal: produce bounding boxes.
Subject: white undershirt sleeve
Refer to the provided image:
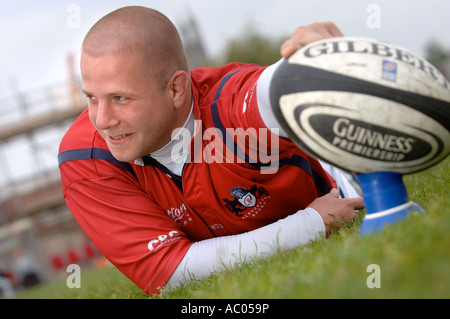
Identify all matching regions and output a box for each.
[166,207,325,290]
[256,59,288,138]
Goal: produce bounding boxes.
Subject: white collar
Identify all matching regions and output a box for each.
[134,102,194,175]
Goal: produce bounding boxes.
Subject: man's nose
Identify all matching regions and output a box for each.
[94,101,120,130]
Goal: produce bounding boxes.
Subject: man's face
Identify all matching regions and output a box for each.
[81,51,176,162]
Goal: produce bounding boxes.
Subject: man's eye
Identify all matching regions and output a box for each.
[114,96,128,101]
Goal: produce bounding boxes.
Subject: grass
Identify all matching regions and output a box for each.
[16,158,449,299]
[15,265,145,299]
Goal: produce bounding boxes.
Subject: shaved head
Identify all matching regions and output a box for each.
[81,6,193,161]
[82,6,189,85]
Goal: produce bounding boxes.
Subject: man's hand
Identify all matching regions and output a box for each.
[308,188,365,236]
[280,21,343,59]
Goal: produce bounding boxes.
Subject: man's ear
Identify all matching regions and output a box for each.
[169,70,191,109]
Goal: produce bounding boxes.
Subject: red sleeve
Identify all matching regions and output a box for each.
[193,63,269,132]
[59,111,191,295]
[195,63,303,166]
[192,63,336,192]
[61,160,192,295]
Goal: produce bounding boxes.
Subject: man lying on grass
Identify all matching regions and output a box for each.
[58,6,364,295]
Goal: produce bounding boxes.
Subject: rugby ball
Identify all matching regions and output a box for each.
[270,37,450,174]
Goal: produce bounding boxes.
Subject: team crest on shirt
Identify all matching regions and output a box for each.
[223,185,270,218]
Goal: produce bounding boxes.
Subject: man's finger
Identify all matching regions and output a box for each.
[280,40,297,59]
[345,197,365,211]
[321,21,344,37]
[327,188,339,198]
[280,29,324,58]
[280,21,344,59]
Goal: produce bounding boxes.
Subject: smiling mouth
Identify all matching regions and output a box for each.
[111,134,128,140]
[107,133,133,144]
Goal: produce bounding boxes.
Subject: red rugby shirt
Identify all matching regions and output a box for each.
[58,62,335,294]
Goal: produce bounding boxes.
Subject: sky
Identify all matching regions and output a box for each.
[1,0,449,97]
[0,0,449,185]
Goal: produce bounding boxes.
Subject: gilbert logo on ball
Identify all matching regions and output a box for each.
[270,37,450,234]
